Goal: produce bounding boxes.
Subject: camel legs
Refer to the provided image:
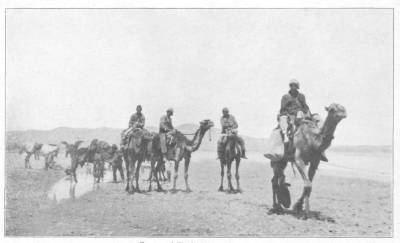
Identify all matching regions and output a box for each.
[184,154,192,192]
[127,159,136,194]
[218,161,224,191]
[154,159,165,191]
[172,161,179,192]
[135,159,143,192]
[235,157,242,193]
[293,153,312,217]
[226,161,234,192]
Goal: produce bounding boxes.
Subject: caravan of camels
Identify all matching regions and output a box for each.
[17,81,347,219]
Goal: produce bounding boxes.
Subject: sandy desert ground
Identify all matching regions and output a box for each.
[5,150,392,237]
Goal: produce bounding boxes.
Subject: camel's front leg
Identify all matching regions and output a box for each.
[218,161,224,192]
[135,159,143,192]
[227,161,234,192]
[183,154,192,192]
[127,160,136,194]
[171,160,180,193]
[235,157,242,193]
[293,152,311,218]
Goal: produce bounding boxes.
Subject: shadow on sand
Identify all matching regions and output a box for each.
[267,206,336,223]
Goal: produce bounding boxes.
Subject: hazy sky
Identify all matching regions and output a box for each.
[6,9,393,145]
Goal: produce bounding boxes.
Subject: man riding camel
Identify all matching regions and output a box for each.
[279,79,328,162]
[217,107,247,159]
[120,105,146,149]
[159,108,175,161]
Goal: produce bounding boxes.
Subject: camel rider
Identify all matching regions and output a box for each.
[279,79,310,144]
[159,108,175,160]
[217,107,247,159]
[120,105,146,149]
[279,80,328,162]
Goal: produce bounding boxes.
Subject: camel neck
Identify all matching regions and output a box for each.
[189,128,206,152]
[319,114,339,151]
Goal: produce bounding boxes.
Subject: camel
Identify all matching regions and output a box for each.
[266,103,347,218]
[87,139,114,183]
[66,140,85,182]
[18,143,37,169]
[123,128,154,193]
[147,119,214,193]
[218,130,243,193]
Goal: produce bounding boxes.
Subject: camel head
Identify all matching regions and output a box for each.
[199,119,214,132]
[325,103,347,122]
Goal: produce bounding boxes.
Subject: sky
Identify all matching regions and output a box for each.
[6,9,393,145]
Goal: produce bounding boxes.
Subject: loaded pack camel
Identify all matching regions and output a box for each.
[65,140,85,182]
[86,139,115,183]
[18,142,59,169]
[218,129,244,193]
[18,142,41,169]
[265,103,347,218]
[147,119,214,193]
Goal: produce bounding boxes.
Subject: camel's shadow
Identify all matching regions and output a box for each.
[267,207,336,223]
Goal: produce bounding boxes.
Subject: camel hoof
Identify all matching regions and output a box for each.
[170,189,178,194]
[128,189,135,194]
[268,207,283,215]
[236,188,243,193]
[185,188,192,193]
[218,186,224,192]
[156,188,165,193]
[293,202,303,213]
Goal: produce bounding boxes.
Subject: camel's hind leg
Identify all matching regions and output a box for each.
[154,159,165,191]
[171,160,180,193]
[218,161,224,192]
[235,157,242,193]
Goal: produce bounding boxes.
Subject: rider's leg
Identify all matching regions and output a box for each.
[217,136,225,159]
[237,136,247,159]
[279,115,289,143]
[160,133,168,160]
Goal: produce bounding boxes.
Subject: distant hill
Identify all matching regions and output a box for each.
[6,125,391,154]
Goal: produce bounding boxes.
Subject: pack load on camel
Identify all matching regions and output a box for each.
[264,81,347,218]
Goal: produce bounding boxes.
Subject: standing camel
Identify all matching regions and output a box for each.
[66,140,85,182]
[148,119,214,193]
[18,142,42,169]
[123,128,153,193]
[218,129,243,193]
[87,139,114,183]
[266,103,347,218]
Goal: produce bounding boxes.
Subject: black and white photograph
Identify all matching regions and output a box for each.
[2,2,399,241]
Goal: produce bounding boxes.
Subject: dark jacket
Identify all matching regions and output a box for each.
[280,91,310,116]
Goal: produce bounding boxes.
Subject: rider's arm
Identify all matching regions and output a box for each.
[128,114,135,127]
[299,93,310,114]
[138,115,145,128]
[160,116,170,132]
[230,115,238,129]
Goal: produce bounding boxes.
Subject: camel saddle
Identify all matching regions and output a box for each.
[283,116,329,162]
[130,128,153,141]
